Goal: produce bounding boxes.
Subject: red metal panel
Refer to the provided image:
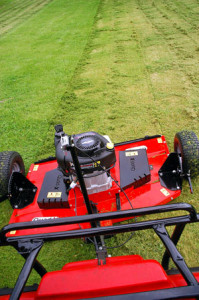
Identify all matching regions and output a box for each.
[36,256,173,299]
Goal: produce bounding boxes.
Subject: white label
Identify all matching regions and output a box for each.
[125,151,138,157]
[160,188,170,196]
[32,216,59,221]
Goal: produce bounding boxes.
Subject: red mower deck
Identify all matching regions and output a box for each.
[0,129,199,300]
[8,135,180,237]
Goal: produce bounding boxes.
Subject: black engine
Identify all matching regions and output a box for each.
[54,125,116,195]
[37,125,151,209]
[55,127,116,176]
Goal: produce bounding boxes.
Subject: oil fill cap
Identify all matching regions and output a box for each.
[106,142,114,150]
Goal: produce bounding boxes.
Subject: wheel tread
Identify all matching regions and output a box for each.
[0,151,25,197]
[174,131,199,177]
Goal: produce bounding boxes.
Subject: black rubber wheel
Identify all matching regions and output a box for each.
[174,131,199,178]
[0,151,25,197]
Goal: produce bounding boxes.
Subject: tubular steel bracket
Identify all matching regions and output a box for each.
[154,223,198,287]
[162,223,186,270]
[16,239,43,255]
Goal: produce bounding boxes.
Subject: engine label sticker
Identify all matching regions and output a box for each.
[125,151,138,157]
[47,192,62,198]
[33,165,39,171]
[160,188,170,197]
[157,138,163,143]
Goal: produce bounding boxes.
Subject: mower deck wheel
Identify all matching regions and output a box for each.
[0,151,25,198]
[174,131,199,178]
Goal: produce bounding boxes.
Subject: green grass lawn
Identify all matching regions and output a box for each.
[0,0,100,164]
[0,0,199,289]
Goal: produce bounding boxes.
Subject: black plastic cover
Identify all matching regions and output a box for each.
[37,169,69,209]
[9,172,37,209]
[119,149,151,189]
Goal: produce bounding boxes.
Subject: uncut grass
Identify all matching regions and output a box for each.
[1,0,199,288]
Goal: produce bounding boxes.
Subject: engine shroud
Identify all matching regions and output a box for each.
[56,131,116,175]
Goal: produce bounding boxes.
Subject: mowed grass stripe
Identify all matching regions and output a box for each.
[0,0,45,23]
[55,0,199,267]
[165,0,199,30]
[0,0,22,12]
[0,0,53,35]
[0,0,39,19]
[136,0,199,140]
[111,0,199,266]
[55,0,198,152]
[1,0,52,26]
[0,0,100,288]
[57,0,162,141]
[0,0,100,166]
[151,0,199,46]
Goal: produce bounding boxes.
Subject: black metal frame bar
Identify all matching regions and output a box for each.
[85,286,199,300]
[1,202,199,299]
[0,202,196,242]
[114,134,162,147]
[154,223,198,286]
[162,223,186,270]
[16,251,47,278]
[68,143,94,217]
[10,240,43,300]
[67,142,103,249]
